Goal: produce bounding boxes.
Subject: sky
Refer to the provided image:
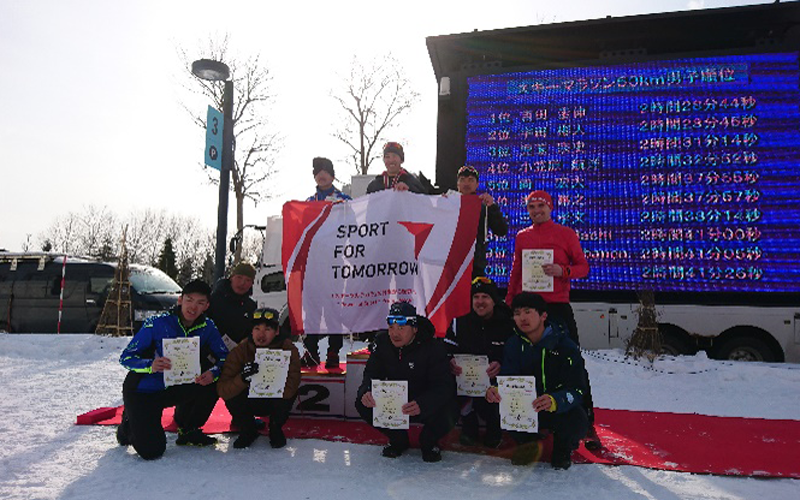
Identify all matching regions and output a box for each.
[1,334,798,499]
[0,0,773,252]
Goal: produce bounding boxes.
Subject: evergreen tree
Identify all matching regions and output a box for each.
[157,238,178,280]
[201,253,215,285]
[177,258,194,287]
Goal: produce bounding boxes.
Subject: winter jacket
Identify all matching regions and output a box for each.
[506,219,590,304]
[366,170,428,194]
[306,186,352,202]
[119,309,229,393]
[208,278,257,344]
[444,303,514,363]
[217,336,301,401]
[474,203,509,276]
[357,318,455,419]
[499,324,587,414]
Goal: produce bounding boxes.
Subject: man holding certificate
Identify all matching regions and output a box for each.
[217,307,301,449]
[355,301,456,463]
[486,292,589,469]
[505,189,600,450]
[445,277,514,448]
[117,280,229,460]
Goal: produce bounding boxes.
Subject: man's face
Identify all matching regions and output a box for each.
[526,200,552,225]
[388,323,417,347]
[314,169,334,190]
[230,274,254,295]
[513,307,547,339]
[383,152,402,175]
[472,292,495,319]
[252,323,278,347]
[179,292,210,323]
[457,175,478,195]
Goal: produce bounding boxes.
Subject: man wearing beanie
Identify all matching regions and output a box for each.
[505,189,600,449]
[455,165,509,277]
[218,307,301,449]
[307,157,351,202]
[208,262,258,347]
[116,279,229,459]
[366,141,427,194]
[486,292,589,469]
[444,276,514,448]
[356,301,456,462]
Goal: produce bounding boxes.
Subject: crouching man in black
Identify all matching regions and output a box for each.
[486,292,588,469]
[117,279,229,460]
[355,301,456,462]
[217,307,301,449]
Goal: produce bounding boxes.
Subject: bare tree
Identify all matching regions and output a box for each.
[178,35,280,263]
[331,54,420,175]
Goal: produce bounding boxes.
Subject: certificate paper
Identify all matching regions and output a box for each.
[372,380,409,430]
[497,376,539,433]
[249,349,291,398]
[522,249,554,293]
[453,354,490,397]
[162,337,200,387]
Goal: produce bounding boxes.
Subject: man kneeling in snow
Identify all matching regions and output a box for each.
[217,307,301,449]
[117,279,229,460]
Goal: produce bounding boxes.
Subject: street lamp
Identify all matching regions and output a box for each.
[192,59,233,283]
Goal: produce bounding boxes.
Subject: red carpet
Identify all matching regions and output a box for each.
[77,403,800,478]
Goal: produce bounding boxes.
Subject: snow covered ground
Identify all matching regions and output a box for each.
[0,333,798,500]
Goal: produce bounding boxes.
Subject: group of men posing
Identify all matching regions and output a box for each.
[117,141,598,470]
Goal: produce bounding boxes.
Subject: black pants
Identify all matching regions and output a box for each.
[546,302,596,426]
[303,334,343,355]
[224,391,295,433]
[508,405,589,452]
[121,372,219,460]
[355,397,456,451]
[458,396,501,441]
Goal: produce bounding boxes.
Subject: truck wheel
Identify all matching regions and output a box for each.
[715,336,777,362]
[659,326,695,356]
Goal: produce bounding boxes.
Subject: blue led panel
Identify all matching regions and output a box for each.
[466,53,800,292]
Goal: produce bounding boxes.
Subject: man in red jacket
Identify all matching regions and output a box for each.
[505,189,600,450]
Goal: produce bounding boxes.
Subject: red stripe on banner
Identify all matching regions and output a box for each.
[282,201,333,334]
[425,196,482,335]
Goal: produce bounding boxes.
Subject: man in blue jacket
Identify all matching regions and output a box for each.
[117,279,229,460]
[486,292,589,469]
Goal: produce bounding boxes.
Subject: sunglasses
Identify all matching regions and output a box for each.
[386,315,416,326]
[472,276,494,285]
[253,310,274,320]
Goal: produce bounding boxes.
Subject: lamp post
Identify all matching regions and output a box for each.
[192,59,233,283]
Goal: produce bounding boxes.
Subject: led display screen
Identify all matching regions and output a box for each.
[466,52,800,292]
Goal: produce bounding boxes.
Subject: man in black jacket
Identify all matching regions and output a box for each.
[445,277,513,448]
[365,142,427,194]
[208,262,258,349]
[455,166,508,277]
[355,301,455,462]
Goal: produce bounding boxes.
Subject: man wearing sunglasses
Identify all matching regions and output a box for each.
[355,301,455,462]
[445,277,513,448]
[365,142,428,194]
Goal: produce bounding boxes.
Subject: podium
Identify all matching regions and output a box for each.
[291,349,369,419]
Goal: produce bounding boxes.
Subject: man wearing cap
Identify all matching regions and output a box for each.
[444,277,514,448]
[208,262,258,349]
[505,189,600,450]
[366,141,427,194]
[486,292,589,469]
[456,165,509,277]
[355,301,456,462]
[116,279,229,459]
[218,307,301,449]
[307,157,351,202]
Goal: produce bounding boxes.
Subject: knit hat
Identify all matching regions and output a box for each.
[525,190,553,210]
[471,276,500,304]
[312,157,335,178]
[383,141,405,162]
[231,262,256,279]
[387,301,417,326]
[182,279,212,299]
[252,307,280,330]
[457,165,479,180]
[511,292,548,314]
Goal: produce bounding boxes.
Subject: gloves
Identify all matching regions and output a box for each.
[241,362,259,383]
